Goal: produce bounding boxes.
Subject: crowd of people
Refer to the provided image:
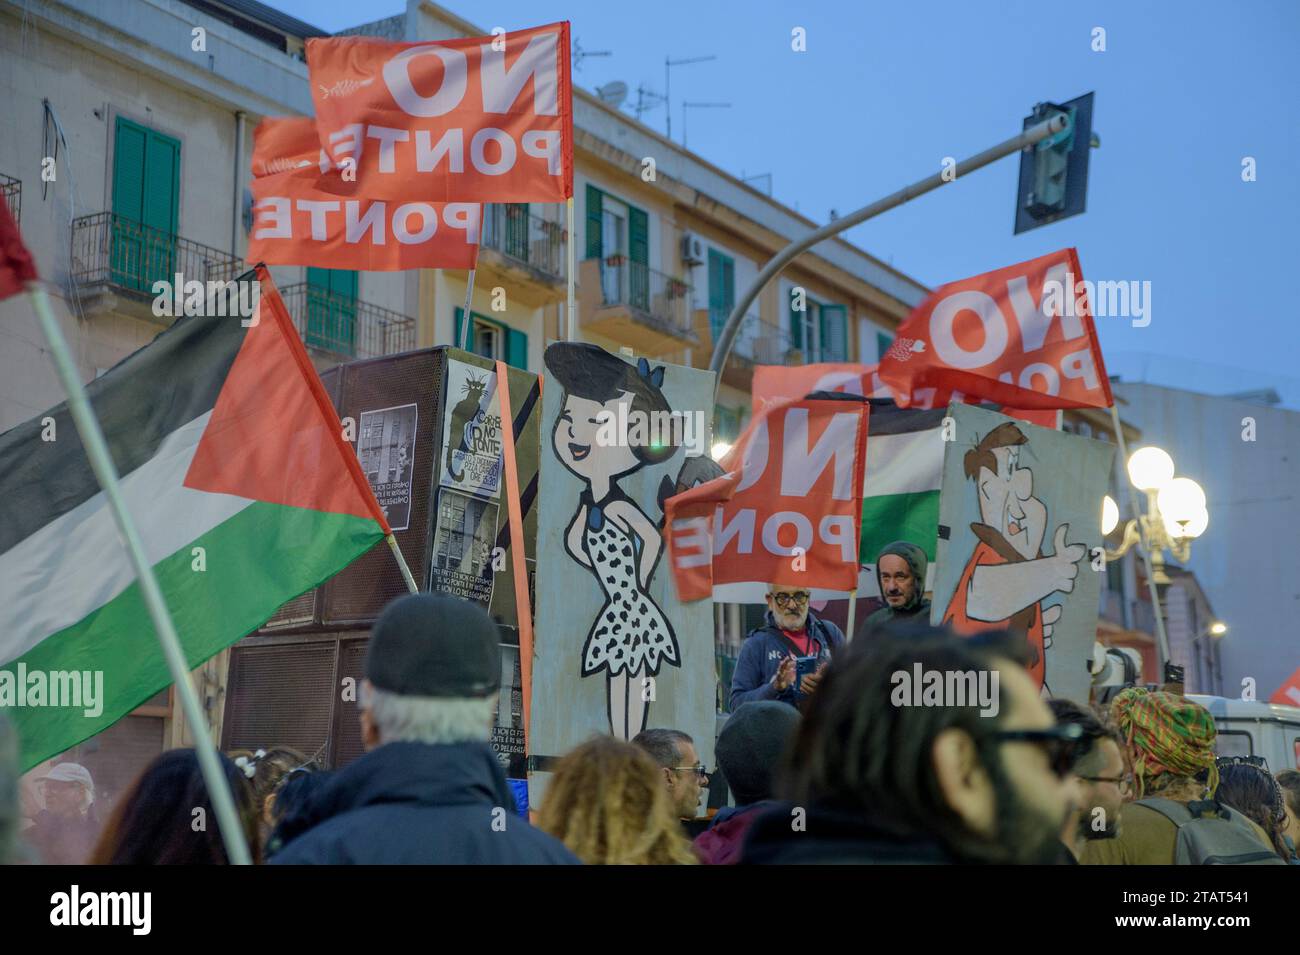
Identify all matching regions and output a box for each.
[1,583,1297,866]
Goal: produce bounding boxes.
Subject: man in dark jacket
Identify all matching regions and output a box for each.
[272,594,578,865]
[729,584,845,711]
[740,627,1080,864]
[694,701,799,864]
[862,540,931,633]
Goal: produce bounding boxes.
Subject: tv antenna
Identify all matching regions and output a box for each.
[572,37,611,71]
[633,84,667,124]
[665,54,716,140]
[682,101,731,148]
[596,81,628,109]
[741,172,773,196]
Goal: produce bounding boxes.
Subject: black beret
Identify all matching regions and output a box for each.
[365,594,500,698]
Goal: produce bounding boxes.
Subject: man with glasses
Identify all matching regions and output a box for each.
[729,584,845,711]
[1048,699,1129,862]
[631,728,709,823]
[741,628,1082,864]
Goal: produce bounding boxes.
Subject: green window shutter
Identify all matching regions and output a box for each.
[628,205,648,311]
[505,203,530,262]
[305,268,358,356]
[506,327,528,370]
[788,287,803,350]
[820,304,847,361]
[707,249,735,341]
[877,331,893,361]
[111,118,147,226]
[585,185,602,260]
[454,306,465,349]
[112,117,180,293]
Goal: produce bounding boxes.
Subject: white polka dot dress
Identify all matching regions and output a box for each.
[578,493,678,678]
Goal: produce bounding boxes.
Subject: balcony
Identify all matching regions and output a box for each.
[706,313,801,390]
[477,203,566,305]
[71,212,241,323]
[1,174,19,223]
[278,283,415,362]
[578,257,697,354]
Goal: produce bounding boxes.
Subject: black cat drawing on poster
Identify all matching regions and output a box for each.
[446,371,489,483]
[544,342,686,741]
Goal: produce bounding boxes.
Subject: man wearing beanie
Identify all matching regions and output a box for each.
[862,541,931,634]
[692,702,799,865]
[272,594,578,865]
[1082,688,1278,865]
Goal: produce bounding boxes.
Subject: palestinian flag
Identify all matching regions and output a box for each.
[857,400,946,595]
[0,266,389,769]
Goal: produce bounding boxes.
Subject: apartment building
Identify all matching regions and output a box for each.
[1,0,930,796]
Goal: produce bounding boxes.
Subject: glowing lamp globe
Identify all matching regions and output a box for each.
[1102,495,1119,535]
[711,442,732,463]
[1163,503,1208,541]
[1127,446,1174,491]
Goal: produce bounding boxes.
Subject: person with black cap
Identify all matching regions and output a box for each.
[692,702,799,865]
[271,594,579,865]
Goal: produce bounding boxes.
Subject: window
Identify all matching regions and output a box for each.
[585,184,649,309]
[877,330,894,361]
[305,267,358,356]
[1214,730,1254,759]
[715,405,741,444]
[454,308,528,370]
[707,248,735,343]
[788,288,847,361]
[111,116,180,293]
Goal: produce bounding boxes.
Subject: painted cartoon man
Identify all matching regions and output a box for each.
[943,422,1086,688]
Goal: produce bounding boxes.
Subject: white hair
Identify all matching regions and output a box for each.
[362,684,495,746]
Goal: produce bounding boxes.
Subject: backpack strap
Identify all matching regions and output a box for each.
[1137,797,1195,828]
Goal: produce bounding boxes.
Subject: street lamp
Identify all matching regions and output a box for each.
[1104,446,1208,584]
[1209,621,1228,637]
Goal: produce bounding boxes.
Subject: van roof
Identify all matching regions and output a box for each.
[1186,694,1300,722]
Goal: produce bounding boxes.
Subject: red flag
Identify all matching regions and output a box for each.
[0,201,37,300]
[665,395,868,602]
[247,117,480,271]
[879,248,1112,411]
[1270,666,1300,708]
[752,362,1061,429]
[306,22,573,203]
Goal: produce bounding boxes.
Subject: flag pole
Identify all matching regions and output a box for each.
[565,195,577,341]
[386,533,419,594]
[1108,402,1172,678]
[844,582,861,643]
[25,281,252,866]
[460,266,478,351]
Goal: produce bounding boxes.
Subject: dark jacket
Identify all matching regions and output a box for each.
[693,802,769,865]
[863,540,932,633]
[270,741,580,865]
[740,803,954,865]
[729,610,845,710]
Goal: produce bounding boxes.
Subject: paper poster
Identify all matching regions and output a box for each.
[356,402,418,531]
[428,488,499,608]
[931,403,1114,701]
[440,358,504,500]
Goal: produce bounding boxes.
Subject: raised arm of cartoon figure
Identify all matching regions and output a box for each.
[607,498,662,591]
[565,503,593,568]
[967,523,1086,621]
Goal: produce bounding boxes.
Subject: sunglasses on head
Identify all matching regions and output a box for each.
[992,722,1084,778]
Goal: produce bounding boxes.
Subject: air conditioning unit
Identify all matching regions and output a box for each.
[680,233,705,266]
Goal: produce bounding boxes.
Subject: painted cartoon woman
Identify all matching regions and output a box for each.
[544,342,682,740]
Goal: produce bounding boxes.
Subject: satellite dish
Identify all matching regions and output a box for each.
[597,81,628,108]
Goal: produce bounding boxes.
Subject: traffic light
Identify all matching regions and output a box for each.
[1014,92,1095,234]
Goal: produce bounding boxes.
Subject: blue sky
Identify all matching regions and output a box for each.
[273,0,1300,406]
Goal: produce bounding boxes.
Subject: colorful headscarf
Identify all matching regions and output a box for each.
[1110,687,1218,798]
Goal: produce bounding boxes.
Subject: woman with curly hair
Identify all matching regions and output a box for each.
[537,736,697,865]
